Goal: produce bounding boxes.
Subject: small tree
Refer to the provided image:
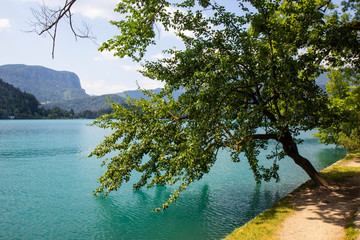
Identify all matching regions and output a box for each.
[315,68,360,149]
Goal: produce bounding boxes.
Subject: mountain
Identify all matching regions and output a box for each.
[42,88,185,113]
[0,64,89,103]
[0,63,329,115]
[115,88,184,100]
[116,88,163,99]
[0,79,40,119]
[42,94,126,113]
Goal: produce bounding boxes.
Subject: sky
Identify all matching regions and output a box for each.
[0,1,343,96]
[0,0,184,95]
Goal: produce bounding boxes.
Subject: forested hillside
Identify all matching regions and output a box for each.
[0,79,115,119]
[0,79,40,118]
[42,94,126,113]
[43,88,185,113]
[0,64,89,103]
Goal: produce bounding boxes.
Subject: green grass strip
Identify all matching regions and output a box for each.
[224,151,360,240]
[224,197,293,240]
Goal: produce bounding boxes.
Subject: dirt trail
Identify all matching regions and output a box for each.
[276,158,360,240]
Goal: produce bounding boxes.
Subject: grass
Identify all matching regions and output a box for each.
[224,197,294,240]
[321,150,360,183]
[344,151,360,161]
[344,207,360,240]
[330,150,360,240]
[224,150,360,240]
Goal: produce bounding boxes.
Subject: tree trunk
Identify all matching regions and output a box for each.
[280,131,329,187]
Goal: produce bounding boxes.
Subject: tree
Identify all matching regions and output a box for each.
[32,0,360,211]
[315,68,360,149]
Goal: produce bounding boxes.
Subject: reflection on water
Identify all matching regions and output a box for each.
[0,120,347,240]
[315,147,347,169]
[197,184,210,214]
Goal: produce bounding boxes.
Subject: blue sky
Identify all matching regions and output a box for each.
[0,0,182,95]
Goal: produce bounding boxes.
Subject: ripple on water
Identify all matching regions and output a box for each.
[0,120,347,240]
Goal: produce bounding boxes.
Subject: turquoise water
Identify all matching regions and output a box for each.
[0,120,346,240]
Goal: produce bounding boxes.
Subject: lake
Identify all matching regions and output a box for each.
[0,120,347,240]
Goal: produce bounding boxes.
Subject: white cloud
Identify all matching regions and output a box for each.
[94,50,121,61]
[74,6,107,19]
[72,0,118,20]
[137,78,165,90]
[121,64,142,72]
[82,76,163,95]
[0,18,11,31]
[151,53,166,60]
[82,79,129,95]
[159,23,195,39]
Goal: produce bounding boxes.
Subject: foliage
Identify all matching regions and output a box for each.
[86,0,360,210]
[74,108,114,119]
[0,78,113,119]
[26,0,360,212]
[116,88,184,101]
[40,107,113,119]
[0,78,40,119]
[315,68,360,150]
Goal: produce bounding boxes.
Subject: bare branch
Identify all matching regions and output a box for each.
[29,0,97,58]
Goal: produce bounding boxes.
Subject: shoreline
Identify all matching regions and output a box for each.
[224,151,360,240]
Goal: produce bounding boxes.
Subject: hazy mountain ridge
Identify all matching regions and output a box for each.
[0,64,89,103]
[43,88,185,113]
[115,88,184,100]
[42,94,126,113]
[0,64,329,114]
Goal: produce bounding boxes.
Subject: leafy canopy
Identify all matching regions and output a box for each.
[315,68,360,149]
[89,0,360,211]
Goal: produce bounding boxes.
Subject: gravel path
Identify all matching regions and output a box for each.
[276,158,360,240]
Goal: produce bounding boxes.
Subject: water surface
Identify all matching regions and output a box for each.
[0,120,346,239]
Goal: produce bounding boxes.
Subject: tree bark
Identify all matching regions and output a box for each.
[280,131,329,187]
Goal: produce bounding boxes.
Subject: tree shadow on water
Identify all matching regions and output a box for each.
[242,184,288,225]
